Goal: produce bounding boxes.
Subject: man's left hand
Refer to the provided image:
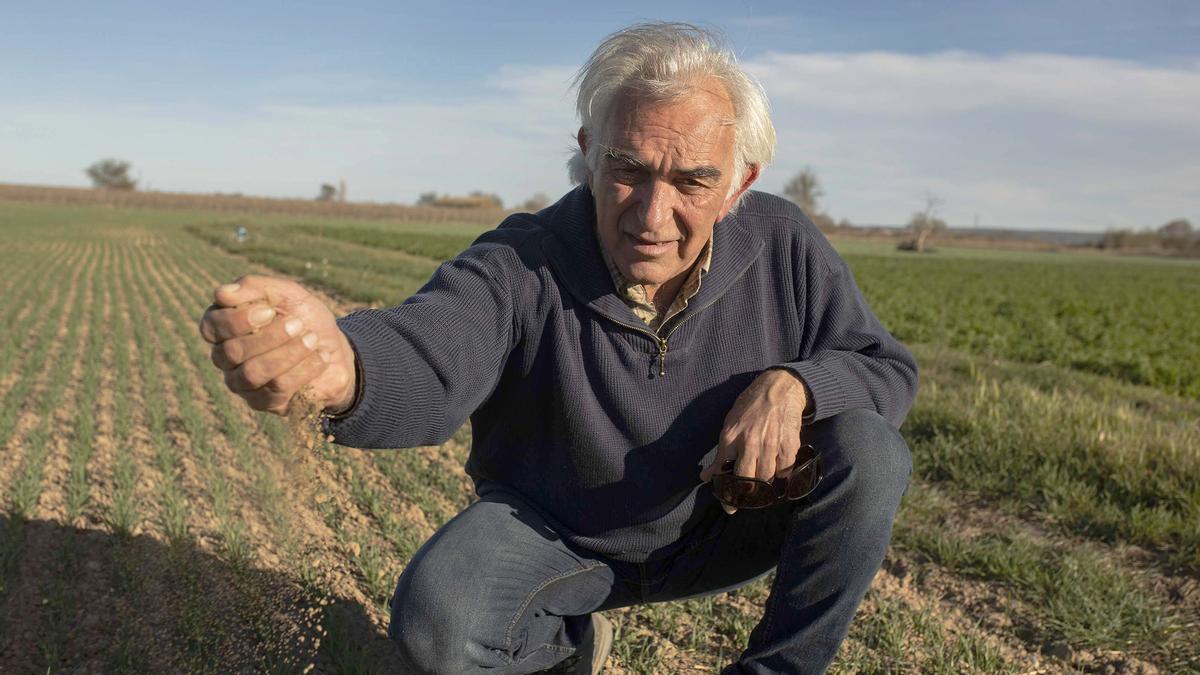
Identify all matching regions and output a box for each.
[700,369,811,513]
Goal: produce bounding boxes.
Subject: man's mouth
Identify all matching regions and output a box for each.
[625,233,677,256]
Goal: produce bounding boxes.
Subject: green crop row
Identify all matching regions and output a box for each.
[846,251,1200,399]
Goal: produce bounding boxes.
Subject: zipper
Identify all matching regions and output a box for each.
[599,291,727,378]
[657,337,668,377]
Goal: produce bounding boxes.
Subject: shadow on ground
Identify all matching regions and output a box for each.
[0,516,403,673]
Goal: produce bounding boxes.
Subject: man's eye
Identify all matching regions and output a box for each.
[611,168,642,183]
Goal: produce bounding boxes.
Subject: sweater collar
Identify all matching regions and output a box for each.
[541,185,764,329]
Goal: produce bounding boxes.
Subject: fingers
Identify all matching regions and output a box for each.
[240,350,332,414]
[703,420,801,483]
[699,432,738,482]
[200,302,276,344]
[211,315,306,370]
[224,331,321,394]
[211,274,306,308]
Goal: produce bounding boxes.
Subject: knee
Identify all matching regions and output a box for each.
[389,574,503,673]
[810,408,912,510]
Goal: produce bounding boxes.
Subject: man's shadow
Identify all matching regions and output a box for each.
[0,515,404,673]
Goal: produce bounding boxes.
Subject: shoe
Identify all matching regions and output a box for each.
[540,613,613,674]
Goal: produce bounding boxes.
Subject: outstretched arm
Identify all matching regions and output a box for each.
[321,245,521,449]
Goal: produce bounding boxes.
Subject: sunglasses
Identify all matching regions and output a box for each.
[711,444,823,509]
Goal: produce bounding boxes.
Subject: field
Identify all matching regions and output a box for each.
[0,199,1196,673]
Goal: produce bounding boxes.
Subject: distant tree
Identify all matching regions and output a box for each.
[899,193,947,253]
[85,158,136,190]
[1158,218,1194,250]
[316,183,337,201]
[417,191,438,206]
[519,192,550,212]
[783,167,823,216]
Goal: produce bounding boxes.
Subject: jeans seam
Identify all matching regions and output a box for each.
[504,562,608,655]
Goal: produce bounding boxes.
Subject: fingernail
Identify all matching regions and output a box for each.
[319,351,332,362]
[303,332,318,349]
[249,307,275,326]
[218,283,240,294]
[285,318,303,336]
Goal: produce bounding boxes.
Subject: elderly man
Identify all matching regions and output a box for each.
[201,22,915,675]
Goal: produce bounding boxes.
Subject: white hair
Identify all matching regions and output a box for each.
[567,22,776,198]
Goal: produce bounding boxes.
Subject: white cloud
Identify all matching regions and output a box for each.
[748,51,1200,128]
[1,52,1195,231]
[745,51,1200,229]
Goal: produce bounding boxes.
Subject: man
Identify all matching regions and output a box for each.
[200,22,916,674]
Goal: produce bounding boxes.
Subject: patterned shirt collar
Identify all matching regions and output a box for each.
[596,232,713,332]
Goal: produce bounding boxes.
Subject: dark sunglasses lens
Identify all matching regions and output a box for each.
[712,475,777,509]
[785,452,822,501]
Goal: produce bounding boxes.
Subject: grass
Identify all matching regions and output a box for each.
[841,246,1200,398]
[833,592,1015,674]
[0,198,1197,672]
[6,248,95,518]
[66,246,110,523]
[906,345,1200,568]
[186,223,443,305]
[136,241,255,566]
[895,484,1189,662]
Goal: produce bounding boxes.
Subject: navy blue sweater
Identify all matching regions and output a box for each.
[327,186,917,562]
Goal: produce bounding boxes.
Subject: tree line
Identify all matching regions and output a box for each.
[1099,219,1198,256]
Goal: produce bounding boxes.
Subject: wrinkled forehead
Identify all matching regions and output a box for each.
[601,78,736,145]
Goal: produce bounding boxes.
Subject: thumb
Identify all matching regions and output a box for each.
[213,275,306,308]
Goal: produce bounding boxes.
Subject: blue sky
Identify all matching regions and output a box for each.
[3,1,1197,231]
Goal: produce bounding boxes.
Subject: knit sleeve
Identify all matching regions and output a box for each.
[775,233,918,429]
[321,246,519,449]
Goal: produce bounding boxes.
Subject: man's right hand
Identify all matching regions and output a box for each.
[198,275,358,416]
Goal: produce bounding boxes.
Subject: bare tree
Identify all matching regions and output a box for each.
[316,183,337,201]
[899,193,947,253]
[85,158,137,190]
[783,167,823,216]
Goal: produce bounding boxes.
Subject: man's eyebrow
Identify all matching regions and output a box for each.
[600,145,645,168]
[602,145,722,181]
[678,166,723,181]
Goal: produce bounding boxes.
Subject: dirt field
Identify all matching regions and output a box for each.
[0,201,1195,673]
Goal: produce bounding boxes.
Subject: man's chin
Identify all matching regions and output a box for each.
[621,262,673,287]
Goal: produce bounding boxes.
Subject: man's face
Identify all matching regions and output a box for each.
[584,79,756,300]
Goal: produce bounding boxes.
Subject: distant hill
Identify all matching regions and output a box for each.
[852,224,1103,247]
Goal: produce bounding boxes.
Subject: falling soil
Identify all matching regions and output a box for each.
[286,391,337,459]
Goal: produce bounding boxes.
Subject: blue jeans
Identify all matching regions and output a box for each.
[388,409,911,674]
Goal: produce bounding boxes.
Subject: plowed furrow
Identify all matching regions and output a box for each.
[34,241,103,522]
[80,240,126,532]
[0,244,95,503]
[0,243,86,407]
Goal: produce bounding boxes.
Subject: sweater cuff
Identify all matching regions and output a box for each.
[775,360,847,423]
[322,339,364,420]
[321,313,445,448]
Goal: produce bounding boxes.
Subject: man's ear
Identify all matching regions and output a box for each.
[719,164,761,219]
[577,127,589,156]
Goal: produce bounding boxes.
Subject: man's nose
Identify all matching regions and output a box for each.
[637,179,676,231]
